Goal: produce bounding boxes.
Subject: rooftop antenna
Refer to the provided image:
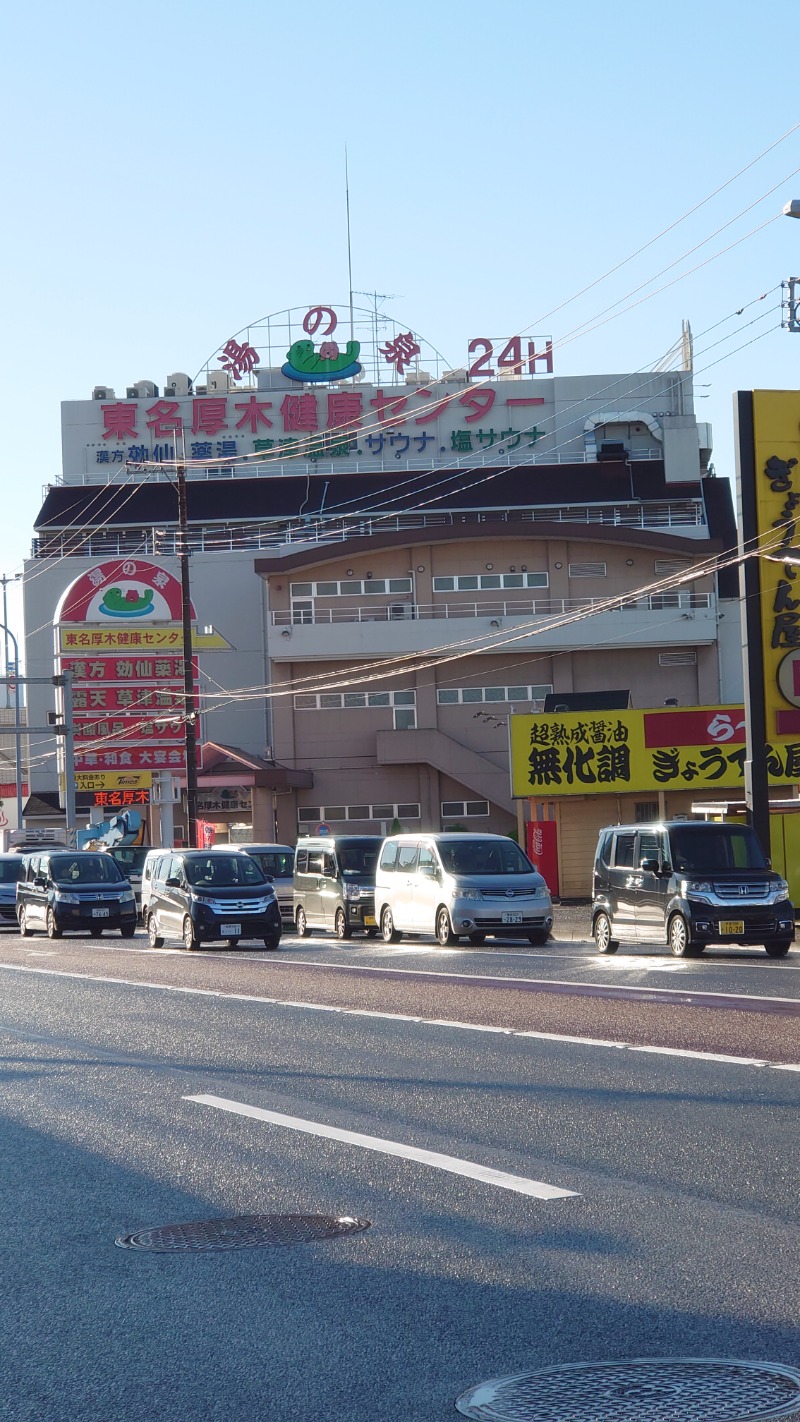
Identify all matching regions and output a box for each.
[355,288,401,382]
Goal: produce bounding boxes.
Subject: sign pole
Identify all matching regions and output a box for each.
[176,459,199,849]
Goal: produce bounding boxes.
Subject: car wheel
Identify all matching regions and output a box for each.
[226,938,240,948]
[381,907,402,943]
[46,909,62,940]
[263,935,280,951]
[668,913,695,957]
[18,907,32,938]
[295,906,311,938]
[593,912,618,954]
[120,925,136,938]
[147,913,164,949]
[765,939,792,958]
[468,932,486,945]
[335,908,352,940]
[528,931,550,947]
[436,908,457,947]
[182,915,199,952]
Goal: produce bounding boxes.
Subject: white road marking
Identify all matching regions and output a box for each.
[0,961,798,1073]
[184,1092,579,1200]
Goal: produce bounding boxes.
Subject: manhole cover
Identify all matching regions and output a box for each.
[115,1213,371,1252]
[455,1359,800,1421]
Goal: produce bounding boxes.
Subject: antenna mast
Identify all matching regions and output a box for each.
[345,146,354,341]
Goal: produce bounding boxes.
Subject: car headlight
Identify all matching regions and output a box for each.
[56,892,81,905]
[460,888,482,901]
[681,879,713,898]
[343,883,361,900]
[532,885,549,899]
[776,878,790,897]
[119,890,135,903]
[191,893,214,905]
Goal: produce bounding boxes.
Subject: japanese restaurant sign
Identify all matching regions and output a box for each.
[55,559,196,778]
[510,704,800,797]
[750,390,800,741]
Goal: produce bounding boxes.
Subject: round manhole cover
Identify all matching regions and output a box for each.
[115,1213,371,1252]
[455,1359,800,1421]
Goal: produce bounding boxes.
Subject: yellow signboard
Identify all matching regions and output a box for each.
[59,624,233,653]
[67,770,154,793]
[752,390,800,742]
[509,704,799,798]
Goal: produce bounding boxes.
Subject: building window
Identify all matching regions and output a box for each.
[441,800,489,818]
[394,707,417,730]
[298,802,420,826]
[294,690,416,711]
[290,577,412,599]
[436,683,552,707]
[433,572,548,592]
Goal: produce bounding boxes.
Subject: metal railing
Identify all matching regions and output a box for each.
[272,592,714,626]
[31,500,707,560]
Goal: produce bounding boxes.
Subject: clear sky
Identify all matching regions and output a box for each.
[2,0,799,640]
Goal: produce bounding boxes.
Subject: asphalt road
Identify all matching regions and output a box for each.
[1,922,799,1420]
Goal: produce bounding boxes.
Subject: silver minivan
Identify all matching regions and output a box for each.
[375,832,553,946]
[236,844,295,927]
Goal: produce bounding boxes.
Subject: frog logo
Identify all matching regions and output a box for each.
[98,585,155,619]
[282,338,362,383]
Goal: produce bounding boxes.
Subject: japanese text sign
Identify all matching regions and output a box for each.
[751,391,800,741]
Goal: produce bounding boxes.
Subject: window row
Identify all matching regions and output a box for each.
[291,578,413,598]
[298,803,421,823]
[437,684,552,705]
[432,573,548,591]
[442,800,489,818]
[294,690,415,709]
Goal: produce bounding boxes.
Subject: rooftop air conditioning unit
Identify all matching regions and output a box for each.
[126,380,159,399]
[442,368,467,383]
[405,370,432,385]
[194,384,207,396]
[92,385,115,401]
[206,370,230,394]
[389,603,414,620]
[598,440,627,462]
[164,372,193,398]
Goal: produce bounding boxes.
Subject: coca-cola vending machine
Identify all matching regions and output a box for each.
[526,820,559,898]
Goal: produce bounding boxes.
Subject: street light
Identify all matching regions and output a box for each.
[0,620,23,829]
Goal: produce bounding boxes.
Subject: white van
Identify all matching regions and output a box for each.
[236,844,295,927]
[375,832,553,946]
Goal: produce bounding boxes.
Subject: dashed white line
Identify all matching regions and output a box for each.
[184,1093,579,1200]
[0,961,798,1073]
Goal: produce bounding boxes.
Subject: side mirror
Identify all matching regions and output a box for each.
[640,857,661,874]
[166,875,181,888]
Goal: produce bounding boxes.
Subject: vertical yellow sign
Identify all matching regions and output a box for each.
[752,390,800,742]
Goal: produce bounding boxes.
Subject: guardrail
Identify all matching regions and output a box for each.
[272,592,714,626]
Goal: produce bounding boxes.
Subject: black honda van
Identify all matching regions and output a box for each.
[591,820,795,957]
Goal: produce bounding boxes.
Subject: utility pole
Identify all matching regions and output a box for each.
[0,573,21,710]
[176,459,199,850]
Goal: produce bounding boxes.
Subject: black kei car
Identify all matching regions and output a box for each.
[17,851,138,939]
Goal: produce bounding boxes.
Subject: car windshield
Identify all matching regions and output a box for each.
[439,840,535,875]
[248,850,293,877]
[336,841,380,877]
[0,859,24,883]
[668,825,768,872]
[109,846,149,874]
[50,855,124,884]
[185,855,266,887]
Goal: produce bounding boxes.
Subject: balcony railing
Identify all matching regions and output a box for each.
[272,592,714,626]
[31,499,707,559]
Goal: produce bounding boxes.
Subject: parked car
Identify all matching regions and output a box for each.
[236,844,294,927]
[591,819,795,957]
[0,853,25,928]
[145,849,282,951]
[293,835,382,938]
[17,851,138,939]
[104,844,151,920]
[375,832,553,946]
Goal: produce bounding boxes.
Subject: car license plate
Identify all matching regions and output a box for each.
[92,907,110,918]
[719,919,745,935]
[502,912,523,924]
[363,914,376,926]
[221,923,241,936]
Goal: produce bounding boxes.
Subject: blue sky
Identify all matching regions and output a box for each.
[2,0,799,638]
